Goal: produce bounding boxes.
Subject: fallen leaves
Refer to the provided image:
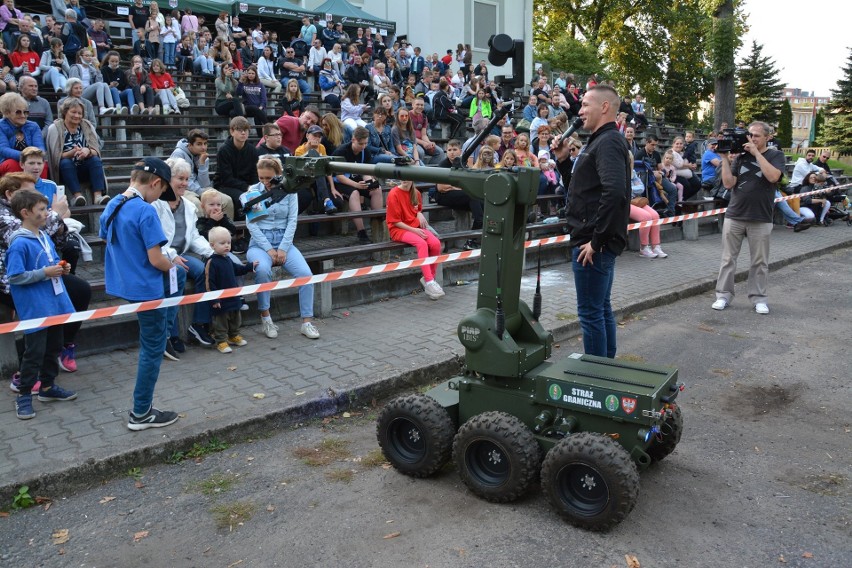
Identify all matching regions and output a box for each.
[383,531,401,539]
[52,529,69,545]
[252,393,265,399]
[802,552,814,559]
[266,504,275,512]
[99,496,116,504]
[133,530,149,542]
[625,554,640,568]
[227,366,238,371]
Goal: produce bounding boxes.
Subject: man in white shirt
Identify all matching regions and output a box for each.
[306,38,327,91]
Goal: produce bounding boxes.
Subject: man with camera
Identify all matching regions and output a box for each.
[712,121,787,315]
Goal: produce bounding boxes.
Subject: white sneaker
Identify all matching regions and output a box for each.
[300,321,320,339]
[423,280,444,300]
[130,104,140,115]
[162,105,171,115]
[652,245,668,258]
[639,246,658,258]
[116,106,128,115]
[711,299,728,310]
[755,303,769,315]
[99,106,114,116]
[261,319,279,338]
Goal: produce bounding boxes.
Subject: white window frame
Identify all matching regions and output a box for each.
[471,0,500,52]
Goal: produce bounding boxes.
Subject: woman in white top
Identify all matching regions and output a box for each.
[372,62,391,96]
[68,47,123,115]
[329,43,344,77]
[159,13,180,68]
[671,136,700,199]
[256,45,280,93]
[340,83,368,130]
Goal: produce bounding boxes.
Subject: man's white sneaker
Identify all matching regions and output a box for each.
[639,245,658,258]
[711,299,728,310]
[261,319,279,338]
[300,321,320,339]
[755,303,769,315]
[652,245,668,258]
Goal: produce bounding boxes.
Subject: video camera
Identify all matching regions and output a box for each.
[716,128,749,154]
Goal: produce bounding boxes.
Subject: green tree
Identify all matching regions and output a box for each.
[818,48,852,155]
[776,99,792,147]
[533,35,604,79]
[735,41,785,125]
[813,107,825,141]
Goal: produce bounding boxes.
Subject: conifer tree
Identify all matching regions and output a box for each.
[776,99,792,147]
[818,48,852,155]
[735,41,784,125]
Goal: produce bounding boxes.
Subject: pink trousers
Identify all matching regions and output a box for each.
[396,229,441,281]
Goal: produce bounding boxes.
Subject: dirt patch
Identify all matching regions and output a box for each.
[724,383,802,417]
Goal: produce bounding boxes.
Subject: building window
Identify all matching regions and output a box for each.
[473,1,498,51]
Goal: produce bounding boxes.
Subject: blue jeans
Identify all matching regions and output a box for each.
[59,156,106,195]
[163,42,176,65]
[371,153,396,164]
[132,271,176,416]
[660,178,678,215]
[168,257,208,337]
[572,247,617,358]
[281,78,310,94]
[193,56,214,74]
[246,233,313,317]
[775,190,805,225]
[110,87,136,108]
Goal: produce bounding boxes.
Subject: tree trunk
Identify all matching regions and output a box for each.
[713,0,735,130]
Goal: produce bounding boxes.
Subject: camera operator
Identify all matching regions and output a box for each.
[711,121,787,316]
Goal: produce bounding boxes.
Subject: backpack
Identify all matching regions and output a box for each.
[62,24,82,58]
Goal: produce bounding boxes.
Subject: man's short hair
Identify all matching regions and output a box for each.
[351,126,369,141]
[806,149,816,155]
[748,121,771,136]
[187,129,209,144]
[588,84,620,109]
[303,105,321,121]
[19,146,44,163]
[229,116,251,131]
[645,134,659,143]
[10,188,47,220]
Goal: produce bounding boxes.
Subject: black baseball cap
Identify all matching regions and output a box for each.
[133,157,176,201]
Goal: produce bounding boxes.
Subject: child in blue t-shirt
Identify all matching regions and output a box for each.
[6,188,77,420]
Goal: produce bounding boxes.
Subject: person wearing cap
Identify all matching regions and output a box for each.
[99,157,187,430]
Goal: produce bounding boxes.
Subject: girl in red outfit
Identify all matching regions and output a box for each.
[10,34,38,77]
[386,179,444,300]
[149,58,180,114]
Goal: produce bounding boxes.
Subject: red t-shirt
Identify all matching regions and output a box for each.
[150,72,174,90]
[10,51,39,74]
[275,114,305,155]
[386,186,422,242]
[410,111,429,138]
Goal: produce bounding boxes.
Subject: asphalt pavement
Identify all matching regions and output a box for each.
[1,221,850,503]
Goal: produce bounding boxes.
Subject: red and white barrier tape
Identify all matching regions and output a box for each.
[1,183,848,334]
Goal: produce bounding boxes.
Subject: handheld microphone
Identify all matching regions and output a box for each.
[557,117,585,145]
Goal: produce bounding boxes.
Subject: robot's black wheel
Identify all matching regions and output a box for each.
[376,394,455,478]
[647,406,683,463]
[452,411,541,503]
[540,432,640,531]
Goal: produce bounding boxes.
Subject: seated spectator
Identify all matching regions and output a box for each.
[432,77,464,138]
[532,125,553,157]
[57,78,97,125]
[236,64,269,137]
[563,83,581,117]
[19,76,52,129]
[788,149,824,192]
[0,92,46,177]
[101,51,139,115]
[89,18,112,61]
[245,155,320,340]
[436,139,483,250]
[328,42,344,76]
[148,58,180,115]
[44,98,107,206]
[318,57,344,111]
[257,45,280,93]
[332,126,382,243]
[615,111,628,134]
[274,103,319,152]
[170,128,235,218]
[624,125,639,155]
[410,95,444,164]
[278,44,309,94]
[386,179,444,298]
[660,150,683,203]
[796,172,831,225]
[522,94,538,124]
[372,61,392,96]
[531,77,550,106]
[811,151,836,186]
[634,134,676,216]
[497,148,517,169]
[38,37,70,93]
[346,52,374,100]
[70,47,123,116]
[155,157,215,352]
[683,131,699,165]
[192,36,214,77]
[513,132,539,168]
[278,78,306,118]
[306,38,326,90]
[292,123,338,215]
[631,94,648,128]
[619,95,635,125]
[671,136,700,199]
[10,33,39,80]
[214,61,244,118]
[0,37,15,93]
[629,155,667,258]
[175,34,194,76]
[214,116,259,215]
[366,106,398,164]
[0,0,23,52]
[125,54,156,114]
[320,112,349,151]
[701,138,721,186]
[340,83,368,130]
[392,107,421,164]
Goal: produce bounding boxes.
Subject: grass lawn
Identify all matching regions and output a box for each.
[785,153,848,174]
